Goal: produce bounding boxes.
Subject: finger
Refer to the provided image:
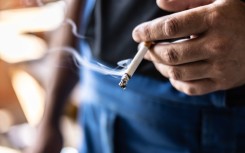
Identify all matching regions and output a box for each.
[169,78,217,95]
[154,61,211,81]
[145,38,209,65]
[156,0,214,12]
[133,7,209,42]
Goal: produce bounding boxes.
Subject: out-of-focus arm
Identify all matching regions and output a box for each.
[26,0,84,153]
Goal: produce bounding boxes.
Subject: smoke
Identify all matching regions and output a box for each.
[48,46,127,77]
[64,19,87,40]
[28,0,131,77]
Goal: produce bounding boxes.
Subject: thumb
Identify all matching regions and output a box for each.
[156,0,214,12]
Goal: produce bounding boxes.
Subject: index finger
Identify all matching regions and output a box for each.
[132,6,210,42]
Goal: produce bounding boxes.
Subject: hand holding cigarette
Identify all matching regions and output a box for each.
[132,0,245,95]
[119,42,153,89]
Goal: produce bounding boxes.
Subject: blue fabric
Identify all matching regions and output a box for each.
[78,69,245,153]
[79,0,96,59]
[77,1,245,153]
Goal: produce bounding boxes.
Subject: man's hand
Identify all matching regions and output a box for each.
[132,0,245,95]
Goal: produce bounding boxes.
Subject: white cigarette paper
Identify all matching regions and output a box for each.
[125,42,152,77]
[119,42,152,89]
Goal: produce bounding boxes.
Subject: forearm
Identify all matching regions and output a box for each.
[42,0,84,127]
[43,56,79,127]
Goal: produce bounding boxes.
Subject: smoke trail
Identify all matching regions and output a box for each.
[28,0,131,77]
[64,19,87,40]
[117,59,132,68]
[48,46,127,76]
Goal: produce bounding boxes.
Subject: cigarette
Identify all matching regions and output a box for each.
[119,42,153,89]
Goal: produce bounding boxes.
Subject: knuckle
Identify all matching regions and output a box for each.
[206,10,222,27]
[163,48,179,64]
[164,17,179,36]
[210,38,230,54]
[212,61,225,74]
[135,22,153,41]
[215,80,227,91]
[215,77,231,91]
[169,67,182,80]
[219,81,228,90]
[142,23,152,40]
[155,21,164,38]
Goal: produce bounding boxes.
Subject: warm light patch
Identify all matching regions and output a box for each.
[0,146,21,153]
[0,1,66,63]
[0,34,47,63]
[0,109,14,133]
[0,1,66,33]
[11,70,45,126]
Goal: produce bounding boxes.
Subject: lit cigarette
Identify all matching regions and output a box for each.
[119,42,153,89]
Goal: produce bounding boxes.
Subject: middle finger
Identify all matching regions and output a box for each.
[145,38,209,65]
[154,60,211,81]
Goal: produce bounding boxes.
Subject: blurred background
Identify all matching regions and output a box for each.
[0,0,81,152]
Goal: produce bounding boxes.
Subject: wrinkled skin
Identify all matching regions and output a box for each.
[133,0,245,96]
